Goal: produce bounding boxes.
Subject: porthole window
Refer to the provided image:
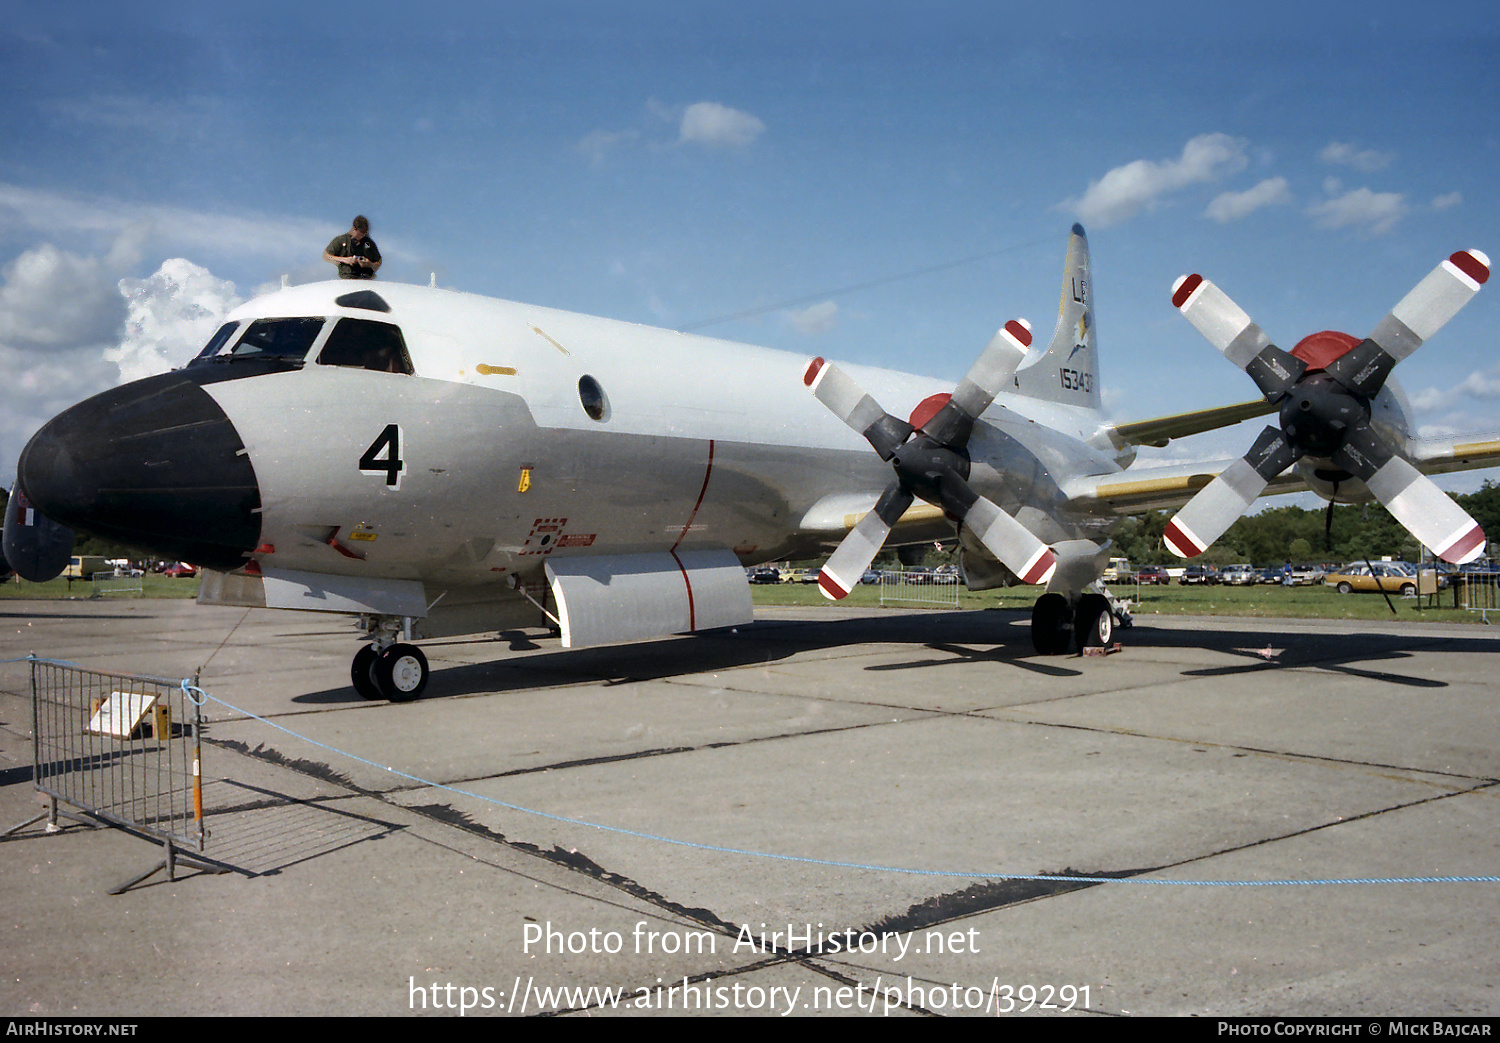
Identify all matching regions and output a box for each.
[578,374,609,421]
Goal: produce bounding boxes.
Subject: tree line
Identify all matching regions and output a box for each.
[1108,480,1500,567]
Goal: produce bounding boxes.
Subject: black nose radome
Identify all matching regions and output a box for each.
[17,371,262,571]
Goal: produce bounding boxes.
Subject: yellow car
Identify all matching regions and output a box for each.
[1324,562,1420,596]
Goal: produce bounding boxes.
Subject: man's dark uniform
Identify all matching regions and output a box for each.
[326,233,381,279]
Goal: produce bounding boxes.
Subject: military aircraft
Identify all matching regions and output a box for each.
[6,226,1499,701]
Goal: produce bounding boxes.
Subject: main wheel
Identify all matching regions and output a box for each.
[1031,593,1073,655]
[351,645,382,700]
[374,643,429,702]
[1074,593,1114,652]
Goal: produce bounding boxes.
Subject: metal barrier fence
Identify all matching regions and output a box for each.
[1456,576,1498,623]
[878,570,961,608]
[20,657,215,891]
[90,570,143,597]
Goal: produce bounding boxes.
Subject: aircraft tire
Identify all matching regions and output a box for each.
[351,645,382,700]
[1074,593,1113,652]
[1031,593,1072,656]
[375,643,429,702]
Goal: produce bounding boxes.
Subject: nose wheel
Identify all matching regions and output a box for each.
[351,642,430,702]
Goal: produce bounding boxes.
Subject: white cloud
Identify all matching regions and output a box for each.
[785,300,838,335]
[678,102,766,149]
[107,259,243,383]
[0,243,126,349]
[1204,177,1292,223]
[1306,187,1408,235]
[0,183,340,264]
[1432,191,1463,211]
[1410,363,1500,413]
[1319,141,1394,172]
[1065,133,1249,227]
[576,128,640,166]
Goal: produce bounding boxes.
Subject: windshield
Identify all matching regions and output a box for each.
[316,318,413,374]
[197,317,327,362]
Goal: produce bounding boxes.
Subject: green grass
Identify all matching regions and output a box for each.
[5,571,1490,624]
[0,573,203,600]
[750,578,1495,624]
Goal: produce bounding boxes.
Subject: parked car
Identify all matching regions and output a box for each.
[1179,565,1218,585]
[1134,566,1170,585]
[1282,563,1325,586]
[859,569,882,585]
[932,564,961,584]
[747,565,780,584]
[163,562,197,578]
[1220,564,1257,586]
[1324,562,1419,596]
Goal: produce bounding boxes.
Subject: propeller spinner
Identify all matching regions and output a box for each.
[1164,250,1489,565]
[804,319,1057,598]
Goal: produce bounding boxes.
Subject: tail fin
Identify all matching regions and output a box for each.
[1012,224,1102,411]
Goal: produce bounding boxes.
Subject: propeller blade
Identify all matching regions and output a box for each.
[922,319,1033,445]
[1172,274,1307,399]
[1164,426,1299,558]
[961,495,1057,585]
[817,483,914,599]
[1327,249,1491,399]
[1331,426,1486,565]
[804,357,913,460]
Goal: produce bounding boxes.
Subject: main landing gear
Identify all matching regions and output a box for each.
[1030,587,1129,655]
[352,615,430,702]
[352,643,429,702]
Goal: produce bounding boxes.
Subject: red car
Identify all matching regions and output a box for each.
[1134,566,1170,585]
[163,562,197,578]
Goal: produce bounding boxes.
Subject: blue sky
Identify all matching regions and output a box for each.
[2,1,1498,493]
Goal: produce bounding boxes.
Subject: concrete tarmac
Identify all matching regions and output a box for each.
[0,598,1496,1017]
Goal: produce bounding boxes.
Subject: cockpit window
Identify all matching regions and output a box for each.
[197,317,326,362]
[315,318,413,374]
[196,321,240,359]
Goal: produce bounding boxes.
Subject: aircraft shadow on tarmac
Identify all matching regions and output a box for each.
[290,609,1498,704]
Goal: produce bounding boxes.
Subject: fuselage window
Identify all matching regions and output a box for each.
[578,374,609,421]
[316,318,414,374]
[213,317,327,361]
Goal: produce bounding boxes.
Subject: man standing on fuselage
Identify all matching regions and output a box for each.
[324,215,382,279]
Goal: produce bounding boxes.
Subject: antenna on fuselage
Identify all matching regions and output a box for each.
[280,274,290,288]
[430,273,437,288]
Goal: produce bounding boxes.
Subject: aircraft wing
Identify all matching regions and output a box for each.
[1062,460,1308,515]
[799,492,954,546]
[1105,398,1276,448]
[1067,431,1500,516]
[1406,435,1500,478]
